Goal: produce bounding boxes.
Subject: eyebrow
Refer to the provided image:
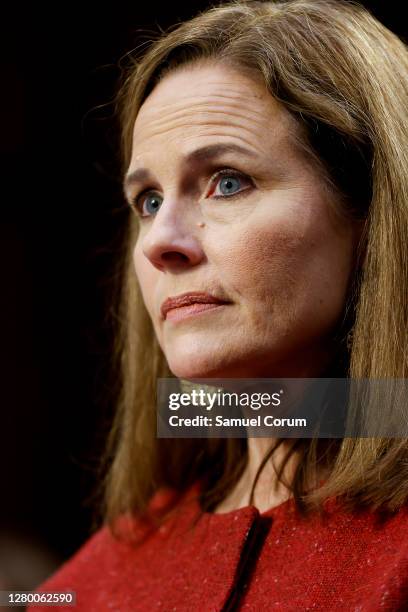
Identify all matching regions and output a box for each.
[123,143,259,194]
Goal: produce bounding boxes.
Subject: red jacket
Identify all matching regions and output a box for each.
[29,482,408,611]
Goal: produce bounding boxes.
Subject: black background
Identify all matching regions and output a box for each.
[0,0,406,586]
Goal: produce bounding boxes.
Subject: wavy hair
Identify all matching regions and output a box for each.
[100,0,408,533]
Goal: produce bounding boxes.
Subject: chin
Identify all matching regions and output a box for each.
[167,360,221,381]
[165,351,233,380]
[165,353,261,381]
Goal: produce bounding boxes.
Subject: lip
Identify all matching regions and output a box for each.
[161,292,231,320]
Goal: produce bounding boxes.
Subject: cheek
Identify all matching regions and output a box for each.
[133,242,158,315]
[211,207,354,334]
[219,227,307,320]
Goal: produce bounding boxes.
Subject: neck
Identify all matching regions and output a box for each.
[213,438,304,514]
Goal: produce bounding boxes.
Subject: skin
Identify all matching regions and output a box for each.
[125,61,361,512]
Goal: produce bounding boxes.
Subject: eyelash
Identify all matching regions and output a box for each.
[129,168,253,217]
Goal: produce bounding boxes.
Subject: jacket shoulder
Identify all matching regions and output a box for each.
[27,484,202,610]
[32,519,143,594]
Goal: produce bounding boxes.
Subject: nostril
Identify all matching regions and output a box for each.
[161,252,190,263]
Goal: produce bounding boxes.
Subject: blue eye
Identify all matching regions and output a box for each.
[135,192,163,217]
[210,170,252,199]
[145,193,163,215]
[217,175,242,195]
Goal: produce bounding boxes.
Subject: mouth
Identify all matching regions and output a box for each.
[161,291,232,322]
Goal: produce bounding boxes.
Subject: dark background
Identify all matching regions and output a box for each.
[0,0,406,589]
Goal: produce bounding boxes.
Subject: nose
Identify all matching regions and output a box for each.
[140,199,205,272]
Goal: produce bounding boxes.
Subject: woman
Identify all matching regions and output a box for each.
[31,0,408,609]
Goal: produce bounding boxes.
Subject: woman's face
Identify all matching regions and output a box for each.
[126,62,359,378]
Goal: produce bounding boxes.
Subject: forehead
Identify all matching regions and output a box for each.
[130,62,297,155]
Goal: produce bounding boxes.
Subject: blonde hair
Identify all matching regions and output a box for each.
[101,0,408,531]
